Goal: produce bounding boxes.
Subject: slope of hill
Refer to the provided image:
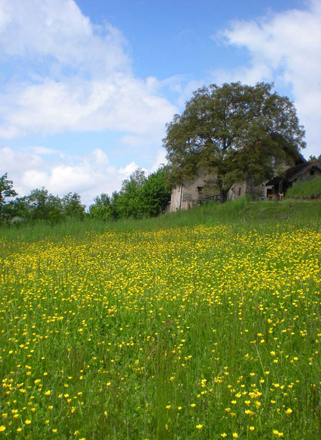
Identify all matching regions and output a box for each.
[286,177,321,199]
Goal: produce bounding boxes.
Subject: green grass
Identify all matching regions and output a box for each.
[0,199,320,439]
[1,198,321,243]
[286,177,321,199]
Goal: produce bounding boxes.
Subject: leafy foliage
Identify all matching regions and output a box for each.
[89,168,171,220]
[0,173,18,225]
[0,177,86,227]
[163,82,306,200]
[308,154,321,162]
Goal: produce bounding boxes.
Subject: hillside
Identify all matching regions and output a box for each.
[286,177,321,199]
[0,198,320,439]
[1,198,320,244]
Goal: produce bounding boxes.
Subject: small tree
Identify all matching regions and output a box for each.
[117,169,146,218]
[139,168,171,216]
[26,188,64,224]
[62,192,85,220]
[163,82,306,201]
[89,193,113,221]
[0,173,18,225]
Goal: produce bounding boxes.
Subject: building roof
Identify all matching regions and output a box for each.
[266,161,321,186]
[287,161,321,182]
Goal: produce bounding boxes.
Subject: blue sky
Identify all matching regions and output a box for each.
[0,0,320,207]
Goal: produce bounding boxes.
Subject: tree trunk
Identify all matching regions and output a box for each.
[246,176,256,200]
[219,189,228,203]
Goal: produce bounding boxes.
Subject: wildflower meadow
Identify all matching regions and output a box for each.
[0,202,320,439]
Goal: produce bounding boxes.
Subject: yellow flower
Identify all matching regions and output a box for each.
[0,426,6,432]
[25,419,31,425]
[233,434,239,439]
[220,434,227,438]
[286,408,293,414]
[196,424,203,429]
[45,390,51,396]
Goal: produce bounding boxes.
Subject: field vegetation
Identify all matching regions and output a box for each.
[286,177,321,200]
[0,199,320,439]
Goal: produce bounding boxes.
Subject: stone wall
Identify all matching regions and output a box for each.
[168,174,217,211]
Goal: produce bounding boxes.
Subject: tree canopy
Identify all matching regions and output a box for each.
[0,168,171,228]
[163,82,306,200]
[0,173,18,225]
[89,168,171,220]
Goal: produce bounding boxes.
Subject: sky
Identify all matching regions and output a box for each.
[0,0,320,208]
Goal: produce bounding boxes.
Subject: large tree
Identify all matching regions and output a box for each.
[0,173,18,225]
[163,82,306,201]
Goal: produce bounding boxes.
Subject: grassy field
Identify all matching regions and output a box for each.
[286,177,321,200]
[0,200,321,439]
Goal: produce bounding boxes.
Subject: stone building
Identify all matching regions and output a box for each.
[266,161,321,197]
[168,153,311,211]
[169,174,212,211]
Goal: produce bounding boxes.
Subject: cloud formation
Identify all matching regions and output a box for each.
[0,0,176,140]
[0,0,174,206]
[213,0,321,156]
[0,146,165,208]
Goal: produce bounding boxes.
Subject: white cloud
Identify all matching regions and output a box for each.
[0,0,177,141]
[149,150,168,173]
[0,0,129,75]
[93,149,109,166]
[30,146,65,157]
[119,161,142,177]
[0,1,175,205]
[0,76,176,138]
[212,0,321,157]
[0,146,160,208]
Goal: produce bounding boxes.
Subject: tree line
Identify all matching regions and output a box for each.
[2,81,317,227]
[0,168,171,227]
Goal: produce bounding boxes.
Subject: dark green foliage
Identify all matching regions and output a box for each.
[163,82,306,201]
[116,168,147,218]
[308,154,321,162]
[89,193,113,220]
[0,173,18,225]
[25,188,64,224]
[89,167,171,220]
[139,168,171,217]
[0,177,86,227]
[61,192,86,220]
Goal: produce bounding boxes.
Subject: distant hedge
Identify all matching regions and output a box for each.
[286,177,321,199]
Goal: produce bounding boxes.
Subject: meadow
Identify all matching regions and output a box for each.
[0,199,321,439]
